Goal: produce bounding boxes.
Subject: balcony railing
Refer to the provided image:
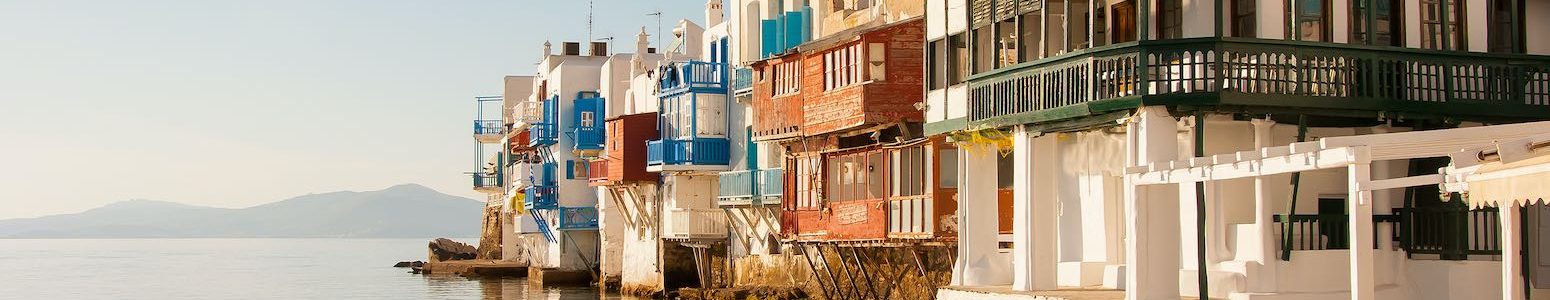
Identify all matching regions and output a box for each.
[663,208,728,239]
[523,185,558,210]
[513,101,543,125]
[732,67,754,92]
[587,159,610,185]
[473,120,504,135]
[557,207,599,230]
[718,168,784,205]
[659,61,728,95]
[646,138,730,166]
[472,173,501,189]
[968,38,1550,128]
[1403,206,1502,259]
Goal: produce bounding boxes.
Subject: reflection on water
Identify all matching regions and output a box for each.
[0,238,641,300]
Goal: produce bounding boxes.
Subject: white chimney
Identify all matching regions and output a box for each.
[705,0,724,27]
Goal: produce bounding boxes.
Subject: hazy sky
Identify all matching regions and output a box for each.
[0,0,707,219]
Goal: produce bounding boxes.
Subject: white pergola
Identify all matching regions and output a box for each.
[1123,119,1550,300]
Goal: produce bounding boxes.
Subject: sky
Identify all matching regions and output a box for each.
[0,0,709,219]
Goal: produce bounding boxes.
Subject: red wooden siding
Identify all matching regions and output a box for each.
[800,19,926,136]
[598,112,658,185]
[751,54,806,141]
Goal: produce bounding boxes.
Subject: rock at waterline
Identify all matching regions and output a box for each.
[427,238,476,262]
[393,261,426,268]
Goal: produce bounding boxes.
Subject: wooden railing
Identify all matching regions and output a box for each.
[1403,206,1502,259]
[968,38,1550,126]
[664,208,728,239]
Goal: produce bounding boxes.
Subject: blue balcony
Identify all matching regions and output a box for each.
[731,67,753,93]
[759,8,811,59]
[569,92,605,152]
[646,138,730,167]
[557,207,599,230]
[718,168,783,206]
[473,120,504,135]
[523,185,558,210]
[659,61,728,96]
[528,96,559,147]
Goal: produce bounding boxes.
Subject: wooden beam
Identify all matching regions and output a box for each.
[1359,174,1444,191]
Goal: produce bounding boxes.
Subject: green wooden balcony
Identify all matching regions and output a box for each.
[966,37,1550,130]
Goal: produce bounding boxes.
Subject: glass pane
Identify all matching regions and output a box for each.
[939,149,958,188]
[868,152,883,199]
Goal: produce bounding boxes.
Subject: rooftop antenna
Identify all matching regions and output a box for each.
[646,9,663,51]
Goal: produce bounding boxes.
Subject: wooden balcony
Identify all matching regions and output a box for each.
[646,138,731,171]
[717,168,784,206]
[590,113,658,187]
[557,207,599,230]
[472,119,504,143]
[780,138,958,242]
[966,38,1550,131]
[662,208,728,240]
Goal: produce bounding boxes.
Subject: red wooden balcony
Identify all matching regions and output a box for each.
[779,137,958,242]
[590,112,658,186]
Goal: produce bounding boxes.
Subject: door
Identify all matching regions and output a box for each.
[932,141,960,236]
[1487,0,1523,54]
[997,152,1015,234]
[1111,1,1136,43]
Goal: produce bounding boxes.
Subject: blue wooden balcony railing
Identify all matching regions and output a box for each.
[717,168,784,199]
[646,138,730,166]
[569,92,605,152]
[523,185,558,210]
[529,97,559,146]
[731,67,754,92]
[557,207,599,230]
[967,37,1550,129]
[473,119,504,135]
[659,61,729,95]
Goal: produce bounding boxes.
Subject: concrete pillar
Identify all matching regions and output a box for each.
[1502,204,1526,300]
[1346,158,1376,300]
[955,145,1013,286]
[1126,107,1182,300]
[1249,118,1275,264]
[1013,127,1059,291]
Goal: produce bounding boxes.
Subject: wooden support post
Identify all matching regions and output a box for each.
[911,248,929,277]
[799,244,838,300]
[850,247,880,300]
[1501,204,1526,300]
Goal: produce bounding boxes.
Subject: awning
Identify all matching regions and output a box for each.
[1467,154,1550,209]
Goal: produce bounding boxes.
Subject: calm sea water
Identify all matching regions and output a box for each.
[0,238,618,300]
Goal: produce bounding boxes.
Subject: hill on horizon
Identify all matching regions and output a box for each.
[0,184,484,239]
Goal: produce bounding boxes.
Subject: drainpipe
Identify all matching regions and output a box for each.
[1193,111,1208,299]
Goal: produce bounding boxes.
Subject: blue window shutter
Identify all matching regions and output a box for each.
[565,160,574,179]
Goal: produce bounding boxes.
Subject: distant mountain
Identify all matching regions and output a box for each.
[0,184,484,238]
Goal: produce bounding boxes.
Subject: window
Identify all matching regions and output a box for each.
[580,111,595,127]
[825,151,884,202]
[1288,0,1331,42]
[1158,0,1183,39]
[1352,0,1401,46]
[997,19,1018,67]
[1046,0,1068,55]
[973,26,995,73]
[929,40,945,89]
[1421,0,1465,50]
[1093,1,1109,46]
[1487,0,1523,53]
[868,43,886,82]
[773,61,801,96]
[1232,0,1256,38]
[791,155,822,209]
[890,146,927,197]
[937,149,958,188]
[947,33,968,85]
[824,43,866,90]
[1019,6,1044,61]
[1069,0,1091,50]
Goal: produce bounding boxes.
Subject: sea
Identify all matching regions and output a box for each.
[0,238,621,299]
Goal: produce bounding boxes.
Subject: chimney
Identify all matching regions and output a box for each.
[590,41,608,56]
[705,0,724,27]
[562,42,581,56]
[542,40,552,57]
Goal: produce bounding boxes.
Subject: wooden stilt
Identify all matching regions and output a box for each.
[798,244,837,300]
[909,247,928,277]
[827,244,863,300]
[813,244,848,300]
[850,247,880,299]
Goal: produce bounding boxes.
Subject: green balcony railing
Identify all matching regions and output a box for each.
[967,37,1550,128]
[717,168,783,206]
